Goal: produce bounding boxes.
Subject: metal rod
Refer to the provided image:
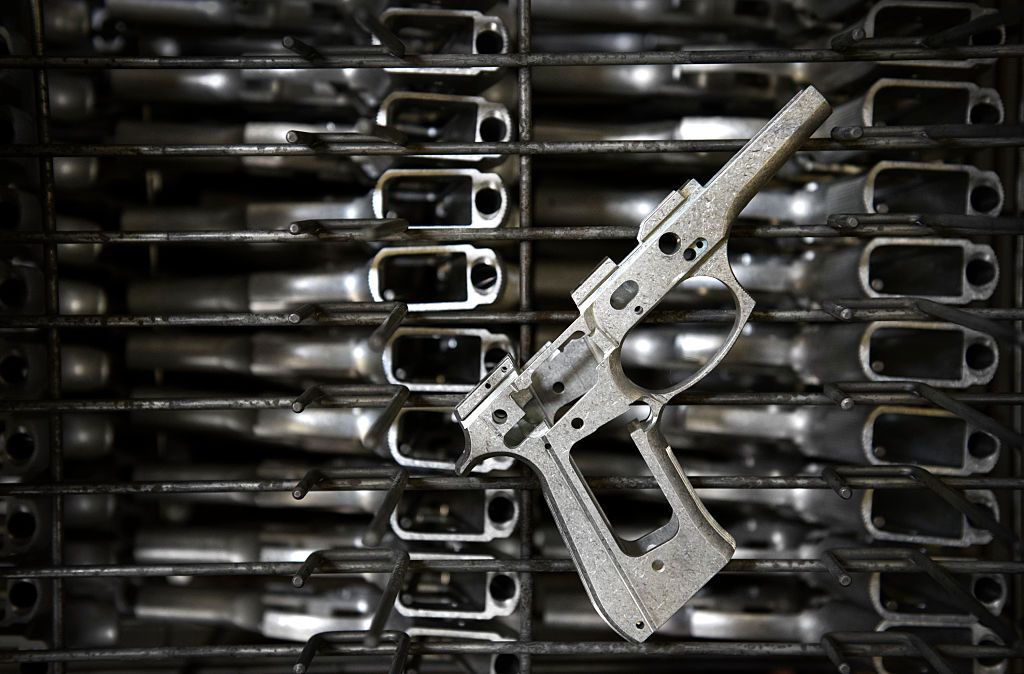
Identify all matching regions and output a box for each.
[2,556,1021,580]
[27,0,64,667]
[2,390,1023,413]
[1,307,1021,329]
[1,475,1020,497]
[0,639,1021,664]
[517,1,535,668]
[0,219,1020,245]
[0,44,1022,69]
[4,135,1024,158]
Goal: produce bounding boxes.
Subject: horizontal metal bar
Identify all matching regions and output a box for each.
[0,219,1021,246]
[2,557,1021,580]
[3,135,1022,158]
[1,640,1020,663]
[0,44,1021,69]
[1,308,1021,329]
[1,390,1021,413]
[1,475,1019,497]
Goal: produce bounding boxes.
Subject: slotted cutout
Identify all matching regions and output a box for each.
[568,413,676,556]
[622,276,736,391]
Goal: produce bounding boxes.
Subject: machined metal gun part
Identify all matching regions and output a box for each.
[389,406,515,473]
[541,578,882,642]
[533,114,769,168]
[96,0,359,33]
[370,244,510,311]
[871,622,1009,674]
[119,168,508,232]
[866,571,1007,623]
[126,244,508,313]
[383,327,515,392]
[108,92,514,184]
[109,67,390,114]
[134,526,372,565]
[373,168,509,228]
[46,72,96,121]
[862,488,998,547]
[455,87,832,642]
[378,8,509,78]
[132,400,388,455]
[126,327,514,392]
[832,1,1005,67]
[0,259,108,316]
[133,527,520,621]
[376,91,513,162]
[130,390,510,471]
[822,78,1004,132]
[2,493,116,560]
[0,339,110,396]
[564,440,1007,547]
[391,488,519,543]
[620,320,999,389]
[133,580,383,642]
[690,458,1000,547]
[531,0,859,33]
[1,413,113,477]
[535,237,998,306]
[133,462,519,543]
[538,161,1004,232]
[113,119,387,182]
[662,404,1001,475]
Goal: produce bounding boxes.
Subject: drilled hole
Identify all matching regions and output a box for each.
[493,654,520,674]
[479,117,507,142]
[475,187,502,216]
[973,576,1003,603]
[652,559,665,572]
[489,574,517,601]
[487,495,515,524]
[5,432,34,463]
[0,355,28,386]
[969,103,1000,125]
[658,233,680,255]
[0,277,27,308]
[492,409,508,424]
[470,262,498,291]
[570,417,584,430]
[965,343,995,371]
[969,185,1000,213]
[552,381,565,394]
[6,511,35,542]
[682,248,696,261]
[475,30,504,54]
[8,581,37,611]
[965,258,996,286]
[967,431,997,459]
[610,279,639,310]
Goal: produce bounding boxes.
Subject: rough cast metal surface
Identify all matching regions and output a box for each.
[454,87,832,642]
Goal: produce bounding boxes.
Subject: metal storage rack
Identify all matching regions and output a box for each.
[0,0,1021,672]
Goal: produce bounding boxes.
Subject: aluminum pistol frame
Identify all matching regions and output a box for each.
[454,87,832,642]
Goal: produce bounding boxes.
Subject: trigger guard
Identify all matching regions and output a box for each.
[649,246,755,400]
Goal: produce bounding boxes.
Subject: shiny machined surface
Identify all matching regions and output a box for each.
[0,1,1021,673]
